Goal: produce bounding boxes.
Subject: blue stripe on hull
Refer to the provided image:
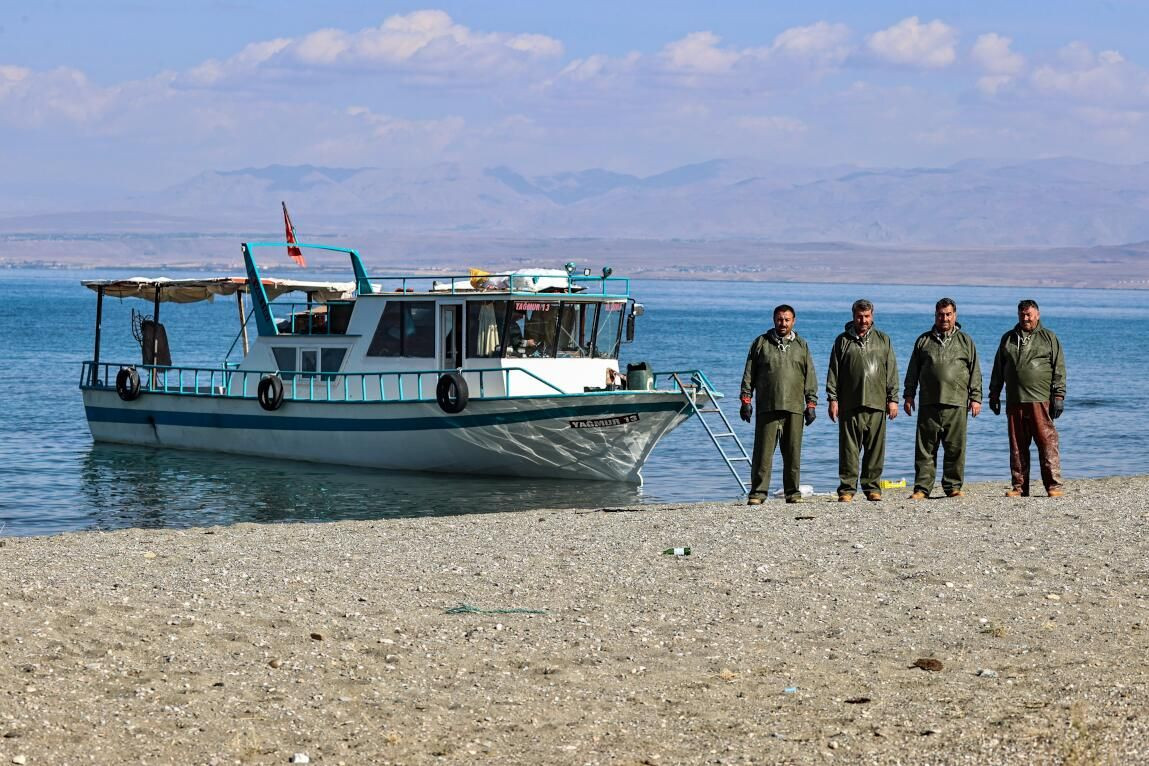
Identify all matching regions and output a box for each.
[85,399,687,433]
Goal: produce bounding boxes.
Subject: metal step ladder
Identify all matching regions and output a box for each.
[670,372,751,494]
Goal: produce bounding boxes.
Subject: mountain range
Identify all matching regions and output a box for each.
[6,157,1149,249]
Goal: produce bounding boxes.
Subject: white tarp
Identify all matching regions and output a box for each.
[431,269,583,293]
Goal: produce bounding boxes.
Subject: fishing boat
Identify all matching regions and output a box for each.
[79,242,739,483]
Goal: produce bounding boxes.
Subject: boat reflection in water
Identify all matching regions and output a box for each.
[79,443,644,532]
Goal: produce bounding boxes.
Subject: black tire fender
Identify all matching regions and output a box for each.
[257,374,285,411]
[435,372,469,414]
[115,367,141,401]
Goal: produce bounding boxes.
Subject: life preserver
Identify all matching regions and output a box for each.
[435,372,469,414]
[257,374,285,411]
[115,367,141,401]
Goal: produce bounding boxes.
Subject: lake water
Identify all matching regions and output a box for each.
[2,269,1146,536]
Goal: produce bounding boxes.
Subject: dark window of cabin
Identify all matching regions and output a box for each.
[367,300,435,358]
[271,347,296,378]
[321,348,346,373]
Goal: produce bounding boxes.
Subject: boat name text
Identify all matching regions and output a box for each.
[568,414,640,429]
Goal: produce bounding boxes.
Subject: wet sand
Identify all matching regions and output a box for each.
[1,476,1147,765]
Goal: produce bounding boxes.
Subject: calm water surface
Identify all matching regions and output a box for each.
[2,269,1145,536]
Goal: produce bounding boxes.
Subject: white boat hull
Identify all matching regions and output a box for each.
[82,388,698,483]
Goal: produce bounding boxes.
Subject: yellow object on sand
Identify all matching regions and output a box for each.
[880,478,907,489]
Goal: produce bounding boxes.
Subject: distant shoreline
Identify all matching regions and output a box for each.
[4,231,1149,290]
[4,260,1146,291]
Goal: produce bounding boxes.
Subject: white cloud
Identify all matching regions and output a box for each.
[285,10,562,75]
[971,34,1026,95]
[183,38,292,86]
[292,29,347,66]
[866,17,957,69]
[657,23,853,78]
[971,34,1025,75]
[174,11,563,89]
[659,31,745,75]
[0,65,117,126]
[1031,42,1149,105]
[770,21,852,66]
[557,21,851,96]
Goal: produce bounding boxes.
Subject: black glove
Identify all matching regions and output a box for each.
[803,407,816,426]
[739,402,752,422]
[989,398,1001,416]
[1049,398,1064,419]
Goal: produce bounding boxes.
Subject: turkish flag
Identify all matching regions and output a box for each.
[282,201,306,266]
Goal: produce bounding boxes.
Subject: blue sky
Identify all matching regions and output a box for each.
[4,1,1149,199]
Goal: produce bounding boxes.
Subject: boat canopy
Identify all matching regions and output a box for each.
[81,277,356,303]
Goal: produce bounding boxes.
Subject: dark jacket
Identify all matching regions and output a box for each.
[826,322,898,413]
[989,321,1066,403]
[903,324,983,408]
[740,330,817,414]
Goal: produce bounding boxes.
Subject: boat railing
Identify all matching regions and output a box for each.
[80,361,568,403]
[367,271,631,297]
[654,368,719,393]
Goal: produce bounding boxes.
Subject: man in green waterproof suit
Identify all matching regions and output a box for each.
[988,299,1067,498]
[826,299,899,502]
[739,305,818,505]
[902,298,983,499]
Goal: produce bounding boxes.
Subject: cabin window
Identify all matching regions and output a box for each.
[367,300,435,358]
[466,300,506,358]
[502,300,560,358]
[522,302,558,356]
[591,302,624,359]
[271,346,348,380]
[554,303,588,358]
[321,348,346,373]
[272,347,296,375]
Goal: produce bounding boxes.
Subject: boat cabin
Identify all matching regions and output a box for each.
[237,249,639,400]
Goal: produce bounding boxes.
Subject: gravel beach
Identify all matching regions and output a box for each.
[2,476,1147,765]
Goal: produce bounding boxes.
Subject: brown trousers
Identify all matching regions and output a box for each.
[1006,401,1064,495]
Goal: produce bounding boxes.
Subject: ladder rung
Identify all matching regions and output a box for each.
[725,456,752,462]
[714,432,737,438]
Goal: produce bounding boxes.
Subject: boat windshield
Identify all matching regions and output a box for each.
[592,301,624,359]
[458,299,625,359]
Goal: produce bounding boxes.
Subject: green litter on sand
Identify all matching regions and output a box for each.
[445,603,547,615]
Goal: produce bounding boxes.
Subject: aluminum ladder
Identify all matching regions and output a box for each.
[670,372,751,494]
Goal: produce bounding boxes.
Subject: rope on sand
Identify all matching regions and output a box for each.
[445,603,547,615]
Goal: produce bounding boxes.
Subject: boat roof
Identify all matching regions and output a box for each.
[83,275,631,303]
[82,277,356,304]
